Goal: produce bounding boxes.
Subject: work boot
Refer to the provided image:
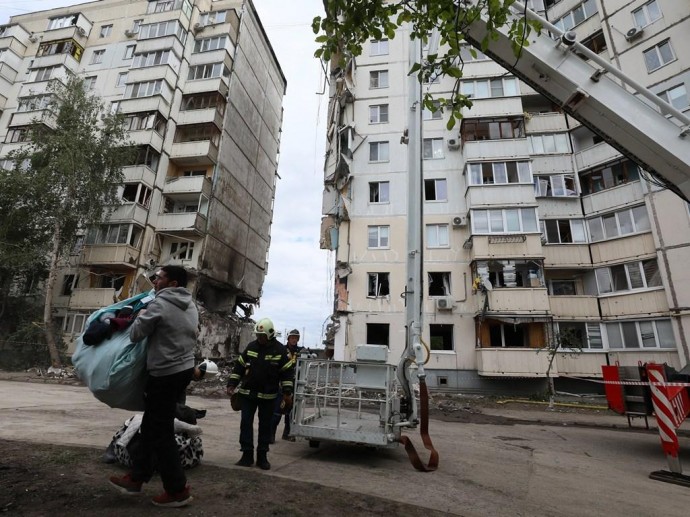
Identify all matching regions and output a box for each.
[256,451,271,470]
[235,450,254,467]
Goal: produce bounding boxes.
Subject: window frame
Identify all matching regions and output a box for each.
[426,224,450,248]
[367,272,390,298]
[370,39,389,56]
[369,181,390,204]
[424,178,448,202]
[369,141,390,163]
[368,104,389,124]
[368,225,390,249]
[632,0,662,29]
[369,70,389,89]
[643,39,675,73]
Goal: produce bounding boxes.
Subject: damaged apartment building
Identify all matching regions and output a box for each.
[0,0,286,357]
[321,0,690,392]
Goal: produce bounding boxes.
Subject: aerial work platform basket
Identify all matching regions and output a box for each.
[291,346,404,449]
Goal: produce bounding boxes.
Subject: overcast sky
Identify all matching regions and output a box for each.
[0,0,332,348]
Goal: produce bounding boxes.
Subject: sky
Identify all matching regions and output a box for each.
[0,0,333,349]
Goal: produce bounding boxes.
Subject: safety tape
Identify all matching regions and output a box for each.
[560,375,690,387]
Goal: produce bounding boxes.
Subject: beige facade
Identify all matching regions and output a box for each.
[0,0,285,355]
[321,0,690,390]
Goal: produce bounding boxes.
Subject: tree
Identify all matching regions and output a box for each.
[312,0,541,129]
[3,75,132,368]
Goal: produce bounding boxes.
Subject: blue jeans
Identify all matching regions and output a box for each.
[131,368,193,494]
[239,394,275,453]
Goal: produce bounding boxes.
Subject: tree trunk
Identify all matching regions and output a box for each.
[546,345,559,411]
[43,221,63,369]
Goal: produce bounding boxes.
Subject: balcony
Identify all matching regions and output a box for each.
[463,138,530,161]
[123,165,157,187]
[477,348,552,377]
[155,212,206,234]
[461,97,523,118]
[555,351,607,377]
[0,92,6,110]
[80,244,140,267]
[0,40,25,68]
[177,107,224,128]
[465,184,535,207]
[18,75,68,97]
[599,289,669,318]
[108,203,149,225]
[129,130,164,151]
[543,245,591,268]
[0,61,18,83]
[525,112,569,133]
[118,95,170,115]
[484,288,550,314]
[170,140,218,165]
[68,288,118,310]
[574,141,621,171]
[44,17,93,43]
[31,52,81,72]
[9,110,53,128]
[530,154,574,175]
[131,35,184,58]
[181,76,229,96]
[607,350,681,370]
[581,181,644,215]
[164,175,212,197]
[549,295,599,319]
[0,24,31,44]
[590,232,655,265]
[470,234,543,261]
[127,65,180,89]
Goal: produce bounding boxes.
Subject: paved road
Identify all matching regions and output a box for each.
[1,380,689,516]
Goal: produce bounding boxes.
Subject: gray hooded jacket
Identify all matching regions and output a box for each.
[130,287,198,377]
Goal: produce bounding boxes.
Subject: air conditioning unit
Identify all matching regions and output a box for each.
[452,216,467,228]
[447,138,460,150]
[193,22,204,33]
[625,27,643,42]
[124,29,135,38]
[435,297,454,311]
[28,34,38,43]
[77,26,87,37]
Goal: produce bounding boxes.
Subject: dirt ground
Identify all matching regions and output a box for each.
[0,368,613,516]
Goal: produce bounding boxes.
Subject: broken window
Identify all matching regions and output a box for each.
[461,117,525,142]
[369,181,390,203]
[428,272,451,296]
[541,219,587,243]
[424,179,447,201]
[367,272,390,297]
[467,161,531,185]
[366,323,390,347]
[475,260,544,288]
[61,274,78,296]
[430,324,454,351]
[170,241,195,260]
[549,280,577,296]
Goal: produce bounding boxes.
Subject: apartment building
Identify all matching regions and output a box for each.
[0,0,286,355]
[320,0,690,392]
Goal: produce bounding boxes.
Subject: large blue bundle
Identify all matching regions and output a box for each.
[71,291,154,411]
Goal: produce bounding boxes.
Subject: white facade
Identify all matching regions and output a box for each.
[0,0,286,354]
[320,0,690,391]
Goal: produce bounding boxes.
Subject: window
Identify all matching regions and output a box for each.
[579,159,640,194]
[370,70,389,89]
[462,117,525,142]
[367,272,390,297]
[139,20,186,41]
[174,124,221,146]
[131,19,143,34]
[91,49,105,64]
[132,50,178,69]
[61,274,78,296]
[182,169,207,177]
[124,112,166,133]
[63,313,89,335]
[188,62,230,80]
[194,35,229,53]
[99,24,112,38]
[658,84,688,111]
[127,145,161,170]
[33,66,59,82]
[121,183,152,207]
[5,127,30,143]
[633,1,661,28]
[368,225,390,248]
[426,224,449,248]
[369,104,389,124]
[423,138,444,159]
[125,80,163,99]
[541,219,587,243]
[643,40,675,73]
[552,0,598,32]
[369,181,389,203]
[110,101,120,114]
[550,280,577,296]
[460,77,519,99]
[369,141,389,162]
[370,39,389,56]
[36,39,84,61]
[471,208,539,234]
[170,241,194,260]
[555,322,604,349]
[17,95,51,112]
[366,323,390,347]
[424,179,447,201]
[534,174,577,197]
[428,272,451,296]
[489,322,527,347]
[84,75,97,90]
[595,259,661,294]
[468,161,531,185]
[116,72,128,87]
[429,324,454,351]
[579,30,607,55]
[85,223,142,247]
[47,15,78,30]
[475,259,544,289]
[124,45,135,59]
[181,92,226,113]
[528,133,571,154]
[198,10,227,26]
[147,0,185,13]
[423,101,442,120]
[605,319,674,349]
[587,205,650,241]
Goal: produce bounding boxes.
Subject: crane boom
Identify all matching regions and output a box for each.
[462,1,690,201]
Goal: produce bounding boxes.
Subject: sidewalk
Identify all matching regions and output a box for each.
[1,379,689,516]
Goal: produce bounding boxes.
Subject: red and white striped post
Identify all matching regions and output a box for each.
[647,363,687,475]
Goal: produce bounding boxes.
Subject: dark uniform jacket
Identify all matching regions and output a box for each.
[227,338,294,399]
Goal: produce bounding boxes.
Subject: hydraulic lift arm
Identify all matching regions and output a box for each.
[461,1,690,201]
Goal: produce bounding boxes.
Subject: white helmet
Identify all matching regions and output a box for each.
[198,359,219,377]
[254,318,276,340]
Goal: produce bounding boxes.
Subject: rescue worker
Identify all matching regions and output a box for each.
[271,329,303,442]
[226,318,294,470]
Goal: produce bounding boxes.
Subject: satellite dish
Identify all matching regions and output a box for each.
[481,278,493,291]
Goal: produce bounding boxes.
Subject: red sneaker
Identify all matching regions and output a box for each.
[109,473,143,495]
[151,485,192,508]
